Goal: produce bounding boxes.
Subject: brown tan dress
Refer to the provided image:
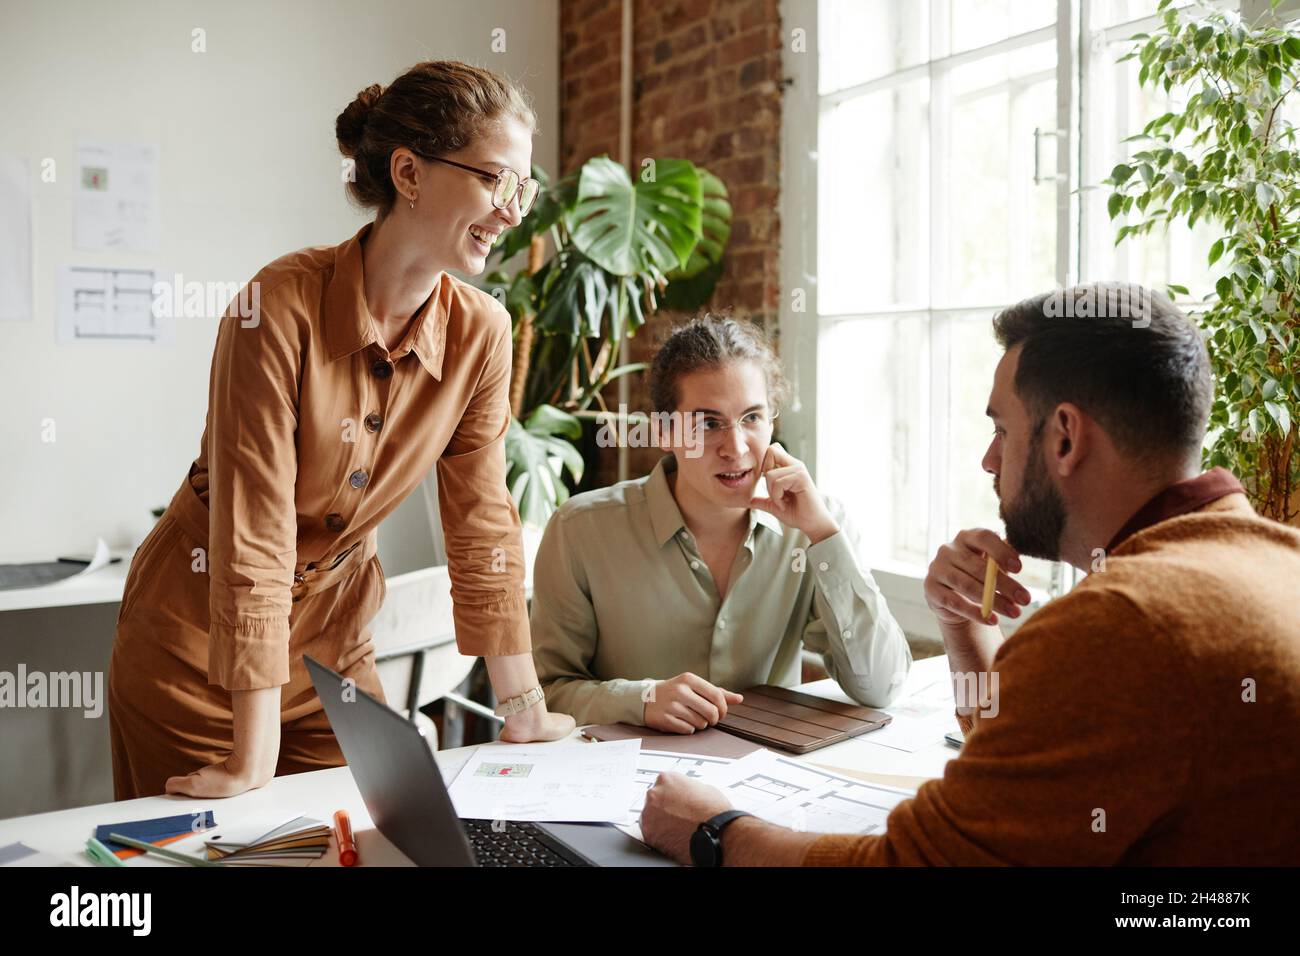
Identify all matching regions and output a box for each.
[108,222,530,799]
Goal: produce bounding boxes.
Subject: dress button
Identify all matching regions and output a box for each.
[718,618,727,629]
[325,513,346,532]
[690,560,700,570]
[371,359,394,379]
[818,561,830,572]
[349,469,370,489]
[364,413,383,433]
[842,628,852,639]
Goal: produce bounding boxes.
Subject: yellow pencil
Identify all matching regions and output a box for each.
[981,556,999,621]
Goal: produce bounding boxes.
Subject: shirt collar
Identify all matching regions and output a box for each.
[644,455,784,548]
[1105,467,1247,551]
[322,221,447,379]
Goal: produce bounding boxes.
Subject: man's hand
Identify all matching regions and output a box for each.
[644,672,743,734]
[640,772,733,864]
[749,443,839,544]
[924,528,1032,626]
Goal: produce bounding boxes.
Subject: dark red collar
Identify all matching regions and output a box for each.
[1106,467,1245,552]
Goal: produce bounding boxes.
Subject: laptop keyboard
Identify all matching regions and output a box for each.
[461,819,585,867]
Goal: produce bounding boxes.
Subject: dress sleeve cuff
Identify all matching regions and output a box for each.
[451,587,532,657]
[208,617,291,690]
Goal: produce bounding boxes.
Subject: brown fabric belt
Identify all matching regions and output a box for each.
[164,478,377,603]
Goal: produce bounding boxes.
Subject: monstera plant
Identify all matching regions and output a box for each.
[484,156,732,527]
[1106,0,1299,523]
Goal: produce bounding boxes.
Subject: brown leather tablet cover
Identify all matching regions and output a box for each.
[581,687,891,756]
[715,685,891,754]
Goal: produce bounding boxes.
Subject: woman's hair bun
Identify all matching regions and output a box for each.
[335,83,384,158]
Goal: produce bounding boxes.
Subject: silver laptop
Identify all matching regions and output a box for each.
[304,655,676,867]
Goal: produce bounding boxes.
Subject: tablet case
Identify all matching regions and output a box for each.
[581,686,891,756]
[716,685,892,754]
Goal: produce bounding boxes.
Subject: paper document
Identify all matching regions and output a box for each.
[447,739,641,823]
[707,749,916,834]
[615,748,738,843]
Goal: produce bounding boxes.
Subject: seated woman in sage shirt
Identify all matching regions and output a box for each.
[530,315,912,732]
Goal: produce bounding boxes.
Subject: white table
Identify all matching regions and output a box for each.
[0,656,957,866]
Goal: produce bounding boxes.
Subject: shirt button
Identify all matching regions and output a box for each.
[818,561,830,572]
[842,628,852,639]
[718,618,727,629]
[364,413,383,433]
[690,560,700,570]
[349,469,370,489]
[325,513,346,532]
[371,359,394,380]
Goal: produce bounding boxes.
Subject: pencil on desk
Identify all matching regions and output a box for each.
[981,556,999,621]
[107,832,219,866]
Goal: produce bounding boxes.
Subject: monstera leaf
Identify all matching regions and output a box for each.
[567,156,702,278]
[504,404,584,528]
[661,168,731,311]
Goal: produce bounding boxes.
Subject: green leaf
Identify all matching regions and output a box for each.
[1208,237,1225,265]
[568,156,702,277]
[1264,401,1291,436]
[1108,192,1124,220]
[1255,182,1274,213]
[504,409,585,528]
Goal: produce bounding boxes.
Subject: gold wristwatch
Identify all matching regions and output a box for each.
[493,685,545,718]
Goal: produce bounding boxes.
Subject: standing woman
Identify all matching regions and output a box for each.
[108,61,574,801]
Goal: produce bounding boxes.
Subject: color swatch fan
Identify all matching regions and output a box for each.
[203,815,331,865]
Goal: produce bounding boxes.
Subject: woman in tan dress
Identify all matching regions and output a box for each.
[108,61,574,801]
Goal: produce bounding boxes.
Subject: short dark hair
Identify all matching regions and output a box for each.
[649,314,791,414]
[992,282,1211,464]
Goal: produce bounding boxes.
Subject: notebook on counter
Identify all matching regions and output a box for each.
[581,685,891,756]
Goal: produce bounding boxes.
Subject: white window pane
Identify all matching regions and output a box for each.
[819,315,931,566]
[819,79,930,314]
[947,316,1056,590]
[948,0,1055,55]
[819,0,929,93]
[943,42,1058,307]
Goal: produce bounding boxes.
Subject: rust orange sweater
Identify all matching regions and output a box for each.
[803,492,1300,865]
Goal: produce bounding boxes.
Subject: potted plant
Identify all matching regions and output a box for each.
[482,156,732,527]
[1106,0,1299,523]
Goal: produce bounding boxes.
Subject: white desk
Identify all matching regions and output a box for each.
[0,656,957,866]
[0,557,130,612]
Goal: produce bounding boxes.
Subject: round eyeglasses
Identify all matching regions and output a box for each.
[687,410,779,446]
[421,155,539,216]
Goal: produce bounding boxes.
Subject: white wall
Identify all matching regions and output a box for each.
[0,0,558,561]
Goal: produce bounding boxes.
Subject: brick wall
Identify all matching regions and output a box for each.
[558,0,783,485]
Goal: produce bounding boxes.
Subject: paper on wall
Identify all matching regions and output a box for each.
[75,140,159,252]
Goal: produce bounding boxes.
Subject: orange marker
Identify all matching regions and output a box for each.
[334,809,358,867]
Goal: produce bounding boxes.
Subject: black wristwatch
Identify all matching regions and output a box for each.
[690,810,753,867]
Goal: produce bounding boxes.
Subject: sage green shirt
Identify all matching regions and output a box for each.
[530,456,913,726]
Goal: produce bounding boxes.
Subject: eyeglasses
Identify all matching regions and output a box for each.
[420,155,539,216]
[685,410,779,446]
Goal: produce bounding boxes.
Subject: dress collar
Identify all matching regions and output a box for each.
[322,221,447,379]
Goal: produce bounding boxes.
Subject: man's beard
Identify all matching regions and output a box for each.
[998,427,1066,561]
